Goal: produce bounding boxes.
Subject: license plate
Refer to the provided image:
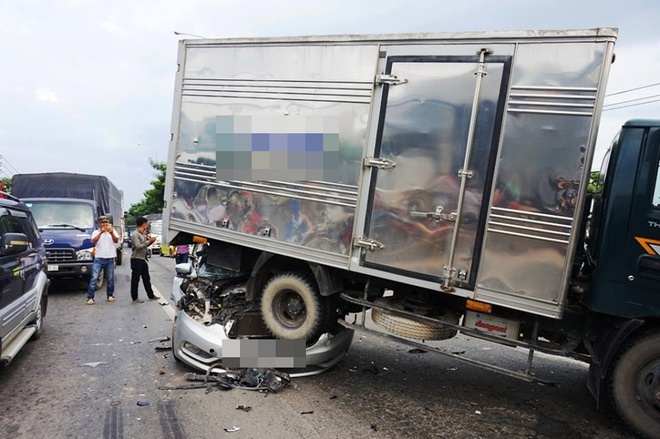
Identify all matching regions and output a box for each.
[47,264,59,272]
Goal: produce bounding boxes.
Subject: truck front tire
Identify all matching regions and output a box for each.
[608,329,660,439]
[260,272,328,343]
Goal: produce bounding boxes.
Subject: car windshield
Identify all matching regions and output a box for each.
[26,201,95,229]
[149,221,163,235]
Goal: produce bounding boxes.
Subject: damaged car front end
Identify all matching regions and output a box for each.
[170,248,353,377]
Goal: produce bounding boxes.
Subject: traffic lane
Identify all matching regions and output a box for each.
[280,332,635,439]
[0,256,338,439]
[0,261,181,439]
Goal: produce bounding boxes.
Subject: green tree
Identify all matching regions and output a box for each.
[127,159,166,223]
[0,177,10,194]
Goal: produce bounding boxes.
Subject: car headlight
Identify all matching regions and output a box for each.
[77,250,94,260]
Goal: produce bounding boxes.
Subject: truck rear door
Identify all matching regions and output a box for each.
[352,44,512,289]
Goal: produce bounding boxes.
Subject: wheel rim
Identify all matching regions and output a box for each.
[636,358,660,421]
[272,289,307,329]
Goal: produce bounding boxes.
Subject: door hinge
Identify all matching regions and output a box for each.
[354,237,385,252]
[363,157,397,170]
[375,74,408,86]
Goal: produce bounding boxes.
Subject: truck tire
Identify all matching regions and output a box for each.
[371,297,459,340]
[260,273,328,343]
[116,248,123,266]
[607,329,660,439]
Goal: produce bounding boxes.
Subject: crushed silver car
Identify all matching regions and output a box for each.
[170,246,353,377]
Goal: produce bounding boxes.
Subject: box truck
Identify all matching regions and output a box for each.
[162,28,660,437]
[12,172,125,287]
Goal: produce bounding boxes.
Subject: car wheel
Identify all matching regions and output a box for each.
[30,294,46,341]
[260,272,329,343]
[607,329,660,439]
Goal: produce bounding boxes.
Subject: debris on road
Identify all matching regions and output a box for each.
[136,401,151,407]
[154,346,172,352]
[224,426,240,433]
[236,404,252,412]
[82,362,108,368]
[301,411,314,415]
[370,422,378,431]
[148,336,171,343]
[158,368,292,393]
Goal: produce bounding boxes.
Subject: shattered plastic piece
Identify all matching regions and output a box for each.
[148,336,171,343]
[184,368,290,393]
[154,346,172,351]
[408,348,427,354]
[329,395,338,400]
[301,411,314,415]
[82,362,108,368]
[224,427,240,433]
[236,404,252,412]
[370,422,378,431]
[452,350,465,355]
[475,410,482,415]
[137,401,150,407]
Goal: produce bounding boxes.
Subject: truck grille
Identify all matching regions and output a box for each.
[46,248,75,263]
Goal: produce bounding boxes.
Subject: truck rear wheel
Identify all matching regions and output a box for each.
[260,273,328,343]
[607,329,660,439]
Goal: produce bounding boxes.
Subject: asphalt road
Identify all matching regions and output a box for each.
[0,248,638,438]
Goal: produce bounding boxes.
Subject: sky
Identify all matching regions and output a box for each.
[1,0,659,207]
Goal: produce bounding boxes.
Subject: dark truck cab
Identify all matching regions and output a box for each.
[11,173,125,288]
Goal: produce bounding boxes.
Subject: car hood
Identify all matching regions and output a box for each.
[40,229,93,249]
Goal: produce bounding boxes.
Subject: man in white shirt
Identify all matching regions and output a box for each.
[86,215,119,305]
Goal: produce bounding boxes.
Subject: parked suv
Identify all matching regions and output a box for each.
[0,194,49,366]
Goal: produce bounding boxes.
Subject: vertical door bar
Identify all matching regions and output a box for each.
[442,48,492,291]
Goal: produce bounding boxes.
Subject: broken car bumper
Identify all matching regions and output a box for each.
[170,276,354,377]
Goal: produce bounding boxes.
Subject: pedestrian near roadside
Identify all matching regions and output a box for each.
[130,217,160,303]
[86,215,118,305]
[175,244,190,265]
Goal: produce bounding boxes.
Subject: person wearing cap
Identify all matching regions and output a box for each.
[130,216,160,303]
[86,215,119,305]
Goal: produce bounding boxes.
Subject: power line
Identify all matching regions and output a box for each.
[606,81,660,98]
[604,93,660,108]
[603,97,660,111]
[0,155,20,175]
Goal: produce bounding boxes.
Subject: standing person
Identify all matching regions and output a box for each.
[130,217,160,303]
[174,244,189,265]
[86,215,118,305]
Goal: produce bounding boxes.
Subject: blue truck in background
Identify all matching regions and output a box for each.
[11,172,125,288]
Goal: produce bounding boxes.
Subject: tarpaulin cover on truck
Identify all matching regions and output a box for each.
[11,172,122,220]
